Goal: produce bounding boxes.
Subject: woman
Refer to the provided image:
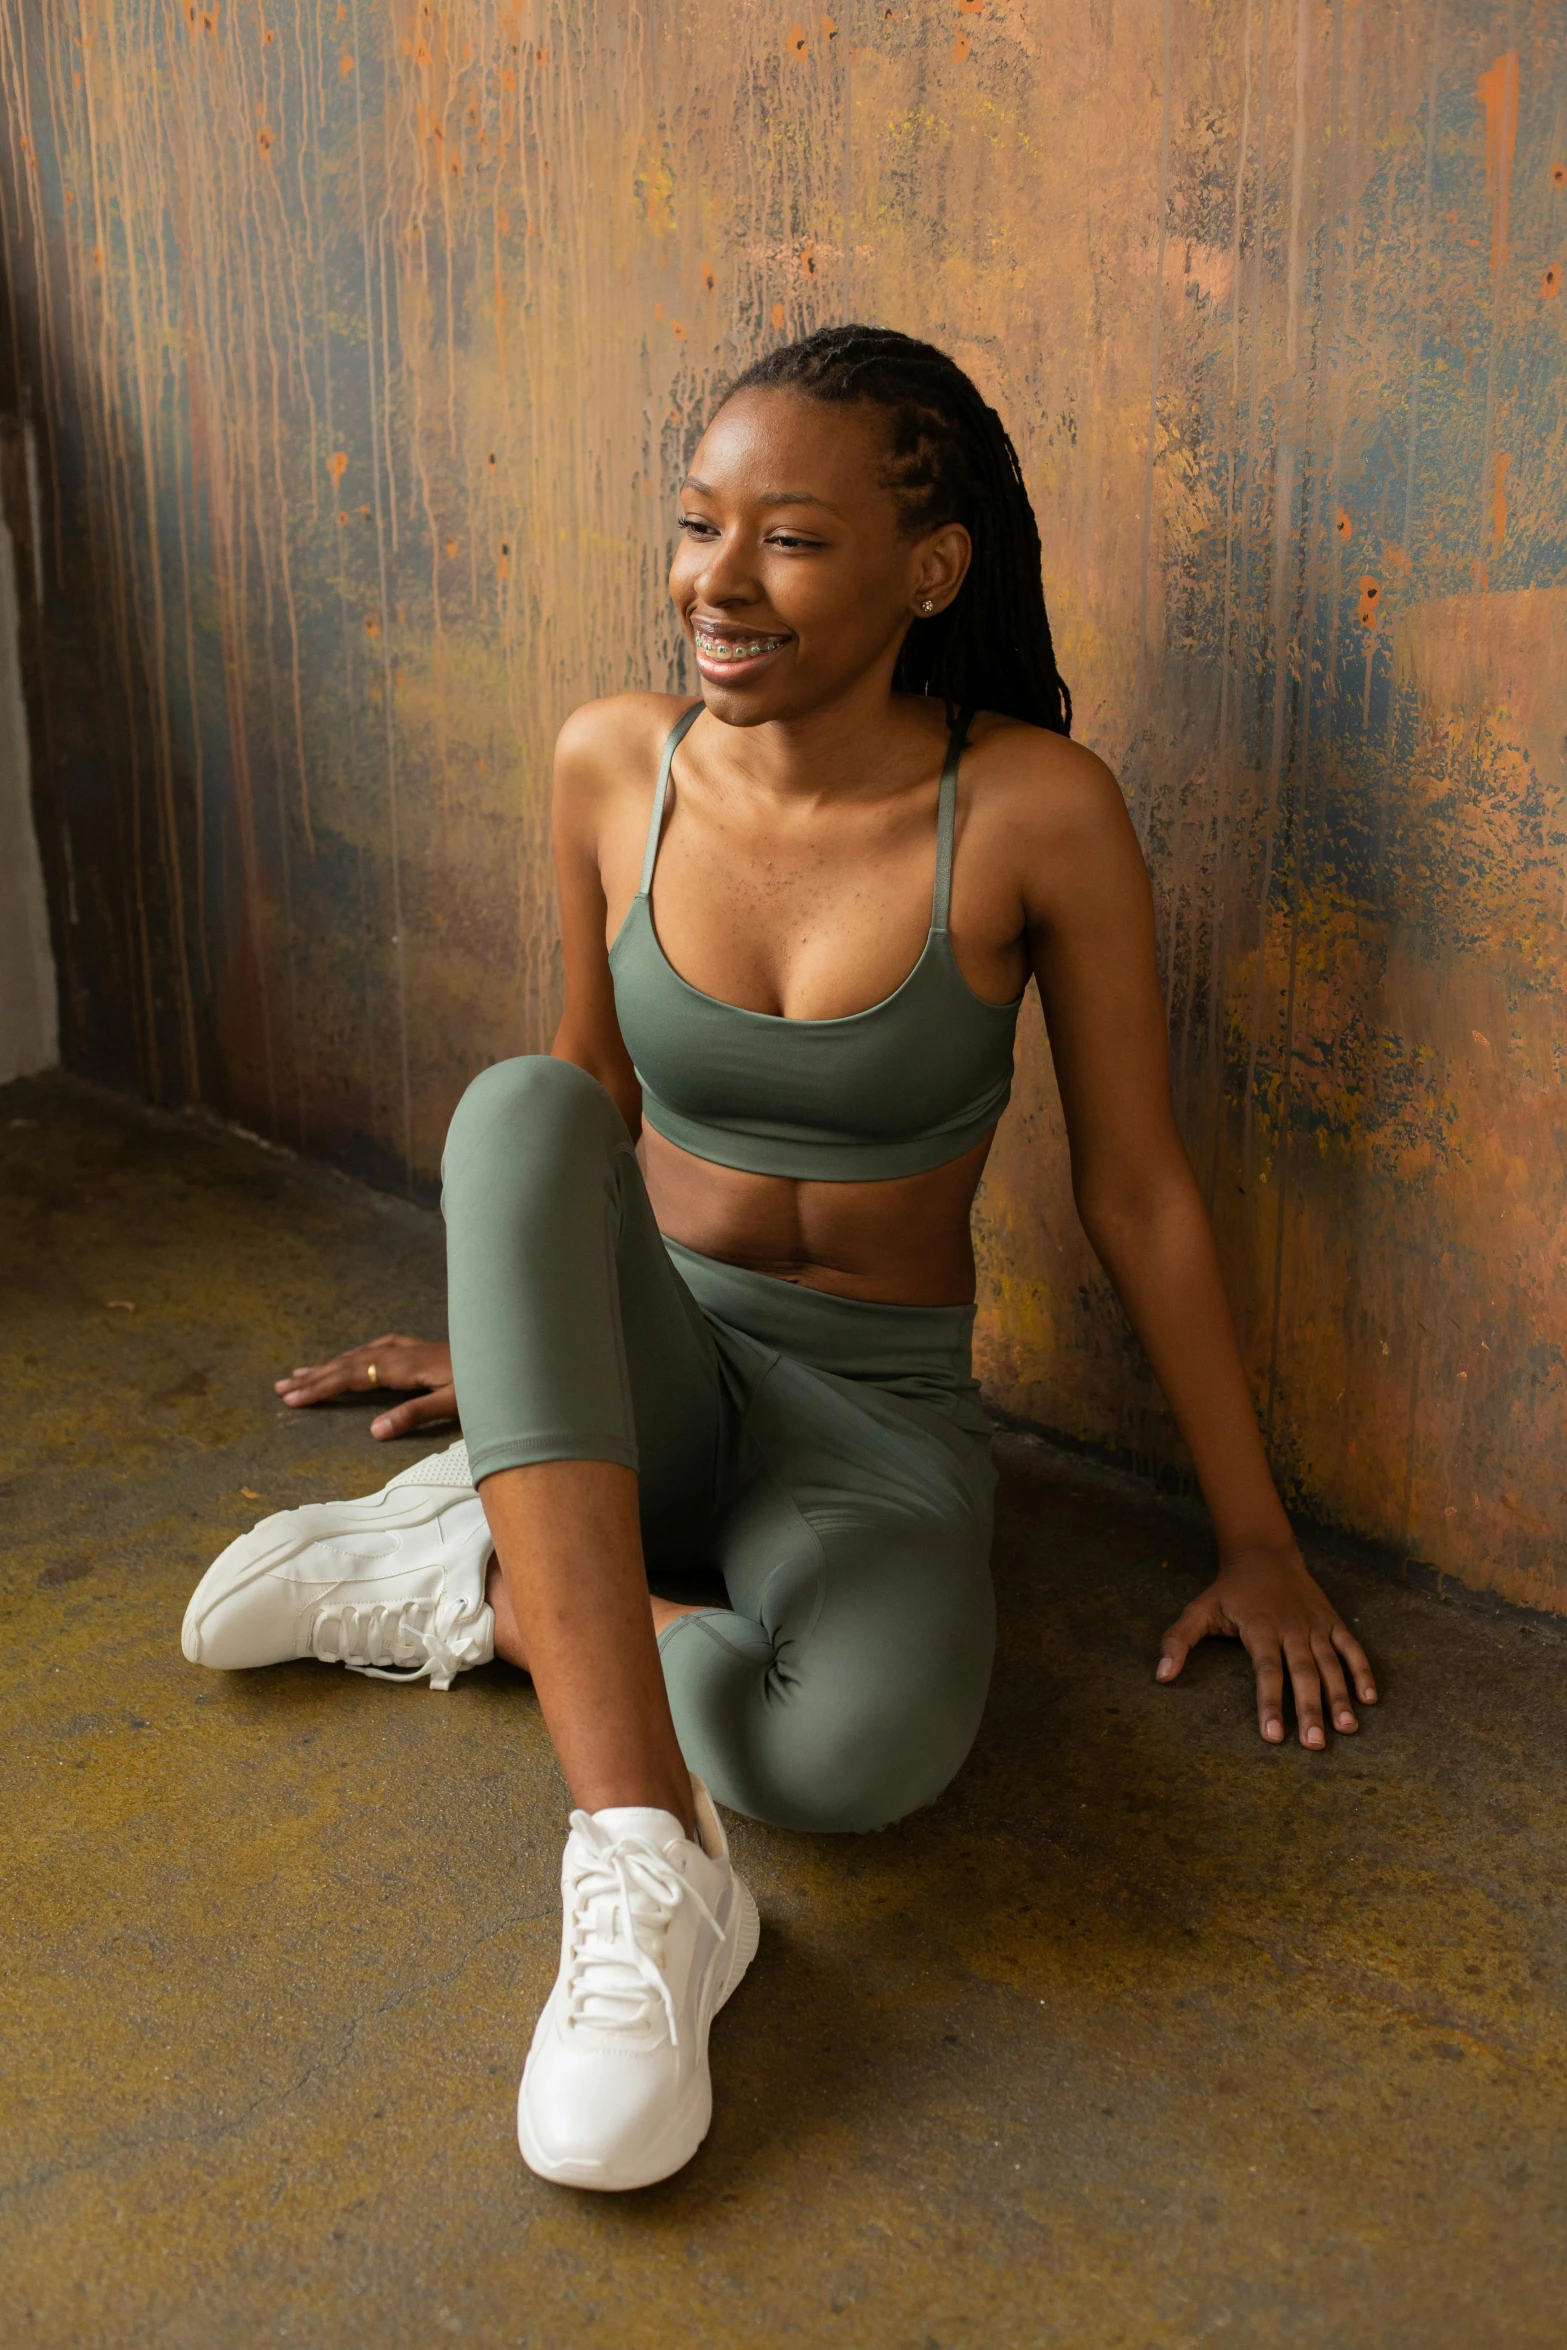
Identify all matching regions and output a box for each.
[183,326,1377,2193]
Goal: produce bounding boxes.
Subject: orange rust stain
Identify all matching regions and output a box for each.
[1476,52,1519,280]
[953,32,971,59]
[1357,576,1381,627]
[821,14,838,36]
[1543,263,1561,299]
[1335,508,1352,539]
[257,128,274,156]
[701,264,716,291]
[328,450,349,484]
[771,302,786,329]
[788,25,807,57]
[1552,163,1566,188]
[336,511,348,527]
[444,538,459,558]
[959,0,984,11]
[1492,451,1510,545]
[339,51,354,77]
[671,319,686,339]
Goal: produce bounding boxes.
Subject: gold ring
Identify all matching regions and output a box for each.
[367,1361,378,1387]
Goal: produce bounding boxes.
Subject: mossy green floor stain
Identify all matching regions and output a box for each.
[3,1074,1564,2349]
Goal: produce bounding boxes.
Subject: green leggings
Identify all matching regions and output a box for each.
[441,1056,997,1834]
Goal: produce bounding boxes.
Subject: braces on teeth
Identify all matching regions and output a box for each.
[697,634,779,661]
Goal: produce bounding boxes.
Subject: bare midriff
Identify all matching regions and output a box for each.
[641,1124,995,1307]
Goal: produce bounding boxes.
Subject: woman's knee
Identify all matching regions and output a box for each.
[708,1620,990,1834]
[442,1056,627,1196]
[774,1690,985,1834]
[675,1520,994,1833]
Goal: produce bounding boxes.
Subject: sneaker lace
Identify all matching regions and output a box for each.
[561,1811,726,2046]
[311,1593,489,1690]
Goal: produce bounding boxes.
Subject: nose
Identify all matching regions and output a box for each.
[691,525,763,610]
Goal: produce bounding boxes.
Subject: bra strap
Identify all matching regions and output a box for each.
[639,702,704,895]
[931,711,971,931]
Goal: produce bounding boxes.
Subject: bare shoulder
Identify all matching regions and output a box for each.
[552,691,699,861]
[961,713,1145,931]
[964,712,1130,848]
[554,691,696,785]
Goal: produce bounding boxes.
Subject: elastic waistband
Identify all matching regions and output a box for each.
[663,1237,979,1393]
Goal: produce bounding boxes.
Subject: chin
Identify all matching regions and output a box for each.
[698,690,781,728]
[692,674,795,726]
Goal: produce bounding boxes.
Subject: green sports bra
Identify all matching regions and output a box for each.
[609,703,1023,1183]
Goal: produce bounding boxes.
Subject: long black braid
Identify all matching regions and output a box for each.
[722,324,1071,736]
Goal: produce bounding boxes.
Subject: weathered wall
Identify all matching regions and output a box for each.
[0,2,1563,1610]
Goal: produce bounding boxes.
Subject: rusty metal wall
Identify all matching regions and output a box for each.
[1,2,1562,1610]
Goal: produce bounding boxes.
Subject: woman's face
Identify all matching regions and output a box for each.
[669,387,970,725]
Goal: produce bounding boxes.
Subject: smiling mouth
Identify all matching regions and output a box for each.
[691,621,791,667]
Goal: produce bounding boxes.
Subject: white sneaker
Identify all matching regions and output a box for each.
[181,1442,495,1689]
[518,1775,760,2191]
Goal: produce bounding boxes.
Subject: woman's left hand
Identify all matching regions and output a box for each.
[1156,1543,1378,1749]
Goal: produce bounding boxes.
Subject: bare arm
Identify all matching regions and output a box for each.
[547,700,649,1130]
[1026,749,1377,1748]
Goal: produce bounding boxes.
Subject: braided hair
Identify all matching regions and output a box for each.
[721,324,1071,736]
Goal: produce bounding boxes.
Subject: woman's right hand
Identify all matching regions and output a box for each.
[274,1334,457,1440]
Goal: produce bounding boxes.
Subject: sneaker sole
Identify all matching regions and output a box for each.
[517,1870,761,2193]
[181,1482,485,1666]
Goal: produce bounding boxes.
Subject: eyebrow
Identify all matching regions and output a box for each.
[681,476,842,515]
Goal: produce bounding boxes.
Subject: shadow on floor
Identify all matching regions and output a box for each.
[3,1073,1564,2349]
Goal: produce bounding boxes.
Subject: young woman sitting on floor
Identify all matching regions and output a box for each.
[182,325,1377,2194]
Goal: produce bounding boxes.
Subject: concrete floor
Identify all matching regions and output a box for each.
[3,1072,1564,2350]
